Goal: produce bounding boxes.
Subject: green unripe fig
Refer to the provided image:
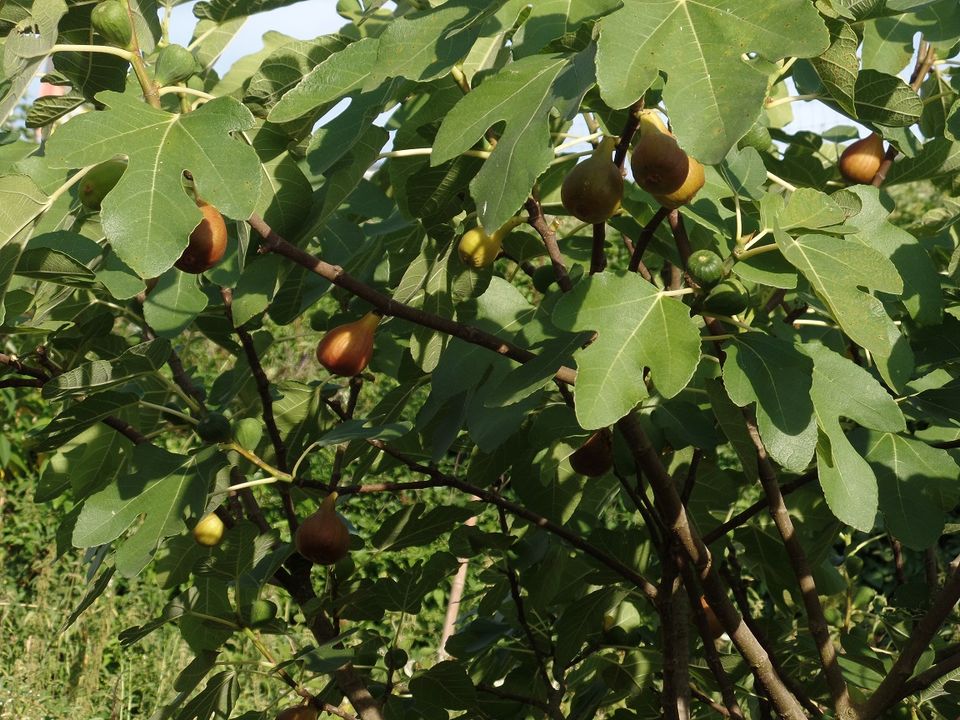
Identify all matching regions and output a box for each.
[686,249,724,286]
[561,137,624,224]
[703,279,750,316]
[275,704,318,720]
[79,159,127,210]
[242,599,278,628]
[295,493,351,565]
[153,44,200,86]
[839,133,884,185]
[384,648,408,669]
[569,428,613,477]
[532,264,556,294]
[458,216,525,269]
[195,412,231,443]
[91,0,133,49]
[193,512,225,547]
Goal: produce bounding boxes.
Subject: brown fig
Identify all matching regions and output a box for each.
[175,201,227,273]
[561,136,624,224]
[295,492,351,565]
[839,133,884,184]
[315,311,379,377]
[275,703,318,720]
[569,428,613,477]
[700,596,724,639]
[631,111,705,208]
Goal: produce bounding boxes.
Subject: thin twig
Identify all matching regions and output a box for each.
[526,197,573,292]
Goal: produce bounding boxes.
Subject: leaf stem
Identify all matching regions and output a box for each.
[734,243,779,261]
[222,442,292,481]
[765,93,820,109]
[766,172,797,192]
[157,86,216,101]
[49,43,134,61]
[138,400,198,425]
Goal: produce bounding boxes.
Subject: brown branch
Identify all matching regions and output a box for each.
[680,449,703,505]
[629,207,670,274]
[691,685,731,717]
[895,650,960,703]
[702,471,817,544]
[221,287,296,537]
[613,100,644,170]
[590,222,607,274]
[497,505,559,711]
[0,352,47,380]
[102,416,149,445]
[679,562,745,719]
[615,411,808,720]
[0,377,43,388]
[660,554,691,720]
[667,210,692,265]
[342,440,660,602]
[525,197,573,292]
[743,413,852,718]
[250,214,577,386]
[861,553,960,719]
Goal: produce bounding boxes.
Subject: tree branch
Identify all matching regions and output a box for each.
[250,214,577,385]
[629,207,670,274]
[743,413,852,718]
[526,196,573,292]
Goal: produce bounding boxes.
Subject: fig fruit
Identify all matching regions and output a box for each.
[79,159,127,211]
[91,0,133,49]
[295,492,351,565]
[702,278,750,316]
[569,428,613,477]
[700,596,724,639]
[176,201,228,273]
[315,311,379,377]
[384,648,408,669]
[275,704,318,720]
[458,216,525,269]
[193,512,225,547]
[195,412,231,443]
[561,136,624,224]
[686,249,724,287]
[242,599,278,628]
[153,44,200,86]
[839,133,884,185]
[631,111,705,208]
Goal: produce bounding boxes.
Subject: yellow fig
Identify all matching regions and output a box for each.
[315,312,379,377]
[458,216,525,269]
[294,493,351,565]
[652,158,705,209]
[192,512,225,547]
[569,428,613,477]
[561,136,624,224]
[839,133,884,184]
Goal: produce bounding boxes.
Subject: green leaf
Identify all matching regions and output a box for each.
[806,343,904,531]
[410,660,478,713]
[723,334,816,472]
[31,390,142,452]
[853,69,923,127]
[773,226,909,387]
[596,0,829,164]
[838,186,943,326]
[45,93,261,278]
[705,378,759,483]
[433,49,595,232]
[856,431,960,550]
[14,247,96,286]
[0,174,48,324]
[776,188,849,232]
[511,0,622,57]
[143,271,210,338]
[0,0,67,124]
[42,339,171,401]
[553,272,701,429]
[73,445,224,576]
[229,255,281,327]
[371,503,475,550]
[810,20,859,116]
[484,332,594,408]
